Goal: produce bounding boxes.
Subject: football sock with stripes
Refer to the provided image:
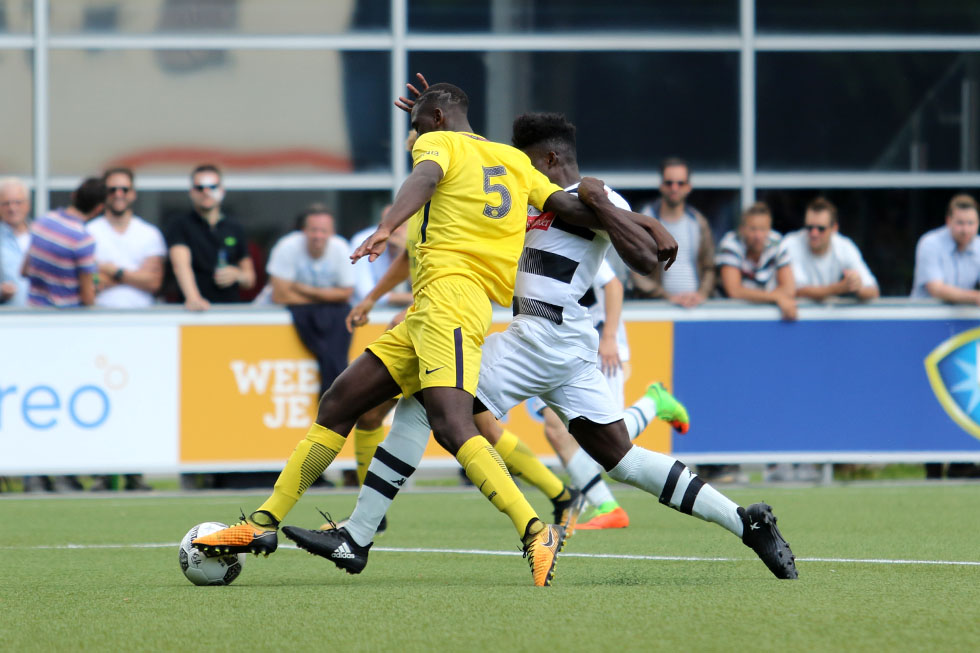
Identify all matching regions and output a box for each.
[353,426,386,486]
[608,445,743,536]
[457,435,540,537]
[623,396,657,441]
[346,397,429,547]
[257,423,347,524]
[566,447,616,507]
[493,429,566,500]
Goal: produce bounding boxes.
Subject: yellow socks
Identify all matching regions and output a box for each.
[494,429,565,500]
[456,435,539,537]
[353,426,386,486]
[257,423,347,523]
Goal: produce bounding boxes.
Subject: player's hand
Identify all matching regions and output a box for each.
[394,73,430,113]
[598,336,621,377]
[576,177,607,205]
[654,231,679,271]
[346,298,376,333]
[351,225,392,263]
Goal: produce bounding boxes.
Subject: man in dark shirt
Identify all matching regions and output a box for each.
[167,164,255,310]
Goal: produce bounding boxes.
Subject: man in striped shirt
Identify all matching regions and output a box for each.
[716,201,798,321]
[22,178,105,308]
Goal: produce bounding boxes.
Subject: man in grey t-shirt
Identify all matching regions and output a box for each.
[911,194,980,304]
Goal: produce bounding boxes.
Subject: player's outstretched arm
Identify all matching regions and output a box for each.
[351,161,443,264]
[544,186,660,274]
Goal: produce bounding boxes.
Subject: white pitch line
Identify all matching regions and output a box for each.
[5,542,980,567]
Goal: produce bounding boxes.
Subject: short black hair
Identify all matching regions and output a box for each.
[72,178,106,214]
[190,163,222,181]
[511,112,577,156]
[415,83,469,114]
[102,167,135,185]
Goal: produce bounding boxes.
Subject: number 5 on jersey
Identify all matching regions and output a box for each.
[483,166,512,219]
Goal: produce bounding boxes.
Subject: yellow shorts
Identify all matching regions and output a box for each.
[367,276,492,397]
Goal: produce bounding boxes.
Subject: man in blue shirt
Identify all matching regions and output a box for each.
[911,194,980,303]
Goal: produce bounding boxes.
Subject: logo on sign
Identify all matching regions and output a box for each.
[229,359,318,429]
[0,356,123,431]
[925,327,980,441]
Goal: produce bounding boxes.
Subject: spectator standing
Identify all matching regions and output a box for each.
[911,194,980,304]
[717,201,797,321]
[267,203,356,396]
[88,168,166,309]
[23,178,104,308]
[911,193,980,479]
[782,197,879,302]
[631,157,715,306]
[0,177,34,306]
[167,164,254,311]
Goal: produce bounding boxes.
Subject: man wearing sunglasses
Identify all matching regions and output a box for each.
[166,164,254,311]
[87,168,167,309]
[631,157,715,308]
[781,197,878,302]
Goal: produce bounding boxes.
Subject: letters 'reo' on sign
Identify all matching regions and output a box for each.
[925,326,980,441]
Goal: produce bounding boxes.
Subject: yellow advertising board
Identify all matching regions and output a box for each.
[179,320,674,467]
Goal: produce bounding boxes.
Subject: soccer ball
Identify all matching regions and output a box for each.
[178,522,245,586]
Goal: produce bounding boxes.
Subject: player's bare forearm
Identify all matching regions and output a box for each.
[383,163,442,233]
[575,182,662,274]
[353,163,442,263]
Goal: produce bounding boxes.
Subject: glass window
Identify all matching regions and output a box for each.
[49,49,390,176]
[756,188,971,297]
[757,0,980,34]
[49,0,389,35]
[757,53,980,172]
[408,51,739,171]
[0,49,32,174]
[0,1,32,33]
[409,0,737,32]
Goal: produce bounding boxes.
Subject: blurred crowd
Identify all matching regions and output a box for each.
[2,158,979,489]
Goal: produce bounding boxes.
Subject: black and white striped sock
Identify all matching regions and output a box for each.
[345,397,430,546]
[608,445,743,536]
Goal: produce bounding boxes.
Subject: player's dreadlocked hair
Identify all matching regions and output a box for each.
[511,112,576,156]
[415,83,469,113]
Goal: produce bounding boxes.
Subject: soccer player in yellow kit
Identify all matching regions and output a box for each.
[195,82,639,585]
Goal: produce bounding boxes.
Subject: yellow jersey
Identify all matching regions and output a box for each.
[411,130,562,306]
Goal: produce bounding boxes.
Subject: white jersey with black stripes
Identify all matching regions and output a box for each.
[513,183,630,362]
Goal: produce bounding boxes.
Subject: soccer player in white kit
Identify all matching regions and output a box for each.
[284,113,798,581]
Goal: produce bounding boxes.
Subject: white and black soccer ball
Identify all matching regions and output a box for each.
[179,522,245,586]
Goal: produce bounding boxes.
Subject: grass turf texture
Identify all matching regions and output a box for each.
[2,484,978,652]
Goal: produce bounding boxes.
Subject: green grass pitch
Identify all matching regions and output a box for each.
[2,483,978,652]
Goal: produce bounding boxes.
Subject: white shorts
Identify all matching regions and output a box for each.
[525,364,624,423]
[476,320,622,427]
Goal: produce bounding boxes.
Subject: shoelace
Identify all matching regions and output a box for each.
[316,508,338,532]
